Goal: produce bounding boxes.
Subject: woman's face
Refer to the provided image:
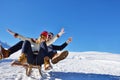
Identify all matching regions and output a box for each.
[42,35,48,41]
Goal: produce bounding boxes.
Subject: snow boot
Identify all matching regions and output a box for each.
[51,50,69,64]
[44,56,52,70]
[18,53,27,63]
[11,53,27,66]
[0,45,10,60]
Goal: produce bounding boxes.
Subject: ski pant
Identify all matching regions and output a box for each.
[7,41,56,58]
[48,51,57,59]
[21,40,49,66]
[8,41,23,56]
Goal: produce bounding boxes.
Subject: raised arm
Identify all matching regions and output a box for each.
[7,29,31,41]
[52,37,72,50]
[46,28,65,46]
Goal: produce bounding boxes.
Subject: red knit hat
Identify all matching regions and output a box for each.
[40,31,48,37]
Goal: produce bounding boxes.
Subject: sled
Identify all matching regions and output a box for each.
[11,62,43,77]
[11,50,68,77]
[25,64,43,77]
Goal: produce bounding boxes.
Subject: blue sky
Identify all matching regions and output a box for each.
[0,0,120,53]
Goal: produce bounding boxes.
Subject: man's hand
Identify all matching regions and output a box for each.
[66,37,72,44]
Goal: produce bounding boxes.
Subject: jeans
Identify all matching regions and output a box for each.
[22,40,49,66]
[8,40,57,59]
[8,41,23,56]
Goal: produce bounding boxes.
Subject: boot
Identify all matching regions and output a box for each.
[44,56,52,70]
[51,50,69,64]
[18,53,27,63]
[0,45,10,60]
[11,53,27,66]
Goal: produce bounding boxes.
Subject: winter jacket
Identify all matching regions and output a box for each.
[48,42,68,53]
[8,29,64,55]
[9,31,62,54]
[16,34,61,55]
[48,42,68,58]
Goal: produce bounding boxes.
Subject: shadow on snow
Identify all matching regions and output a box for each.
[49,72,120,80]
[0,59,14,63]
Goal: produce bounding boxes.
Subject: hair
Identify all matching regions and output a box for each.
[49,32,54,36]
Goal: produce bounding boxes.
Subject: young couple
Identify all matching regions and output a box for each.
[0,28,72,70]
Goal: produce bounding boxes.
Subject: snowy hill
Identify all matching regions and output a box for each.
[0,40,10,48]
[0,51,120,80]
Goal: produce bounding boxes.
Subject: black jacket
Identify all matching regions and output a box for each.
[48,42,68,58]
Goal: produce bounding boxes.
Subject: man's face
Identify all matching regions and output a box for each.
[48,33,53,40]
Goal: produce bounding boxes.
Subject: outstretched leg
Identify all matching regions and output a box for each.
[8,41,24,56]
[11,40,35,65]
[51,50,69,64]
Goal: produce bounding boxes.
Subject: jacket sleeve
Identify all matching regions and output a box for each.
[46,35,58,46]
[7,29,32,42]
[46,28,64,46]
[46,33,63,46]
[17,34,31,41]
[52,42,68,50]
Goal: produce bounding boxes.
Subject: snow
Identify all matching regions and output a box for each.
[0,51,120,80]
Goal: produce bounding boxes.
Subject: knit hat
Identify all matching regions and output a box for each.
[40,31,48,37]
